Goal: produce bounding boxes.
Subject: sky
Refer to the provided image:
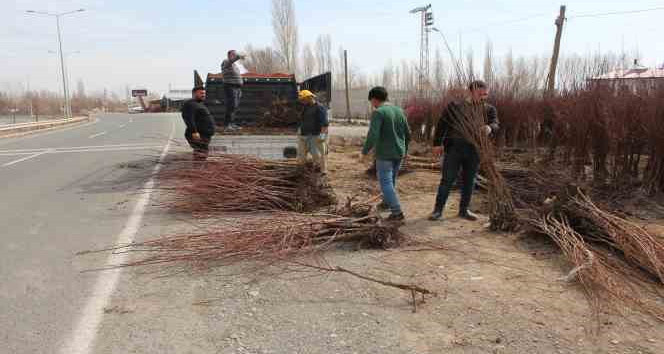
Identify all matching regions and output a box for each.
[2,0,664,96]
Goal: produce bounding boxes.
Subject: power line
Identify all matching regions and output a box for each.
[568,6,664,19]
[458,12,551,34]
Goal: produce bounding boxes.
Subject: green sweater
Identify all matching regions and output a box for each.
[362,104,411,160]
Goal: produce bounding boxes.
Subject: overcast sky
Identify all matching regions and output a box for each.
[2,0,663,96]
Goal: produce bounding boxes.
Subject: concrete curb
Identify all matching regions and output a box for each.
[0,116,92,139]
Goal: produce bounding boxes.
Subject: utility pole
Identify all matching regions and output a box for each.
[26,8,85,119]
[410,4,433,95]
[344,50,351,123]
[546,5,566,96]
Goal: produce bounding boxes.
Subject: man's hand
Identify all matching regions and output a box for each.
[318,133,328,141]
[483,125,492,136]
[359,153,370,164]
[432,146,443,157]
[191,132,201,142]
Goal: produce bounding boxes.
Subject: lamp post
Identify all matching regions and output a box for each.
[49,50,80,108]
[26,8,85,119]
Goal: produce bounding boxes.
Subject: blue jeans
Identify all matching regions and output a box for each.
[433,141,480,214]
[224,85,242,126]
[376,159,402,215]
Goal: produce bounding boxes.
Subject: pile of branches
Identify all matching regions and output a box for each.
[259,97,299,127]
[106,213,406,269]
[82,209,436,311]
[525,187,664,321]
[158,155,336,214]
[448,101,519,231]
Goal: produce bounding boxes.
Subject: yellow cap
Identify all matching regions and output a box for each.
[298,90,316,100]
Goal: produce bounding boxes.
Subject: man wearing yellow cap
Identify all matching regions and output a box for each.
[297,90,329,173]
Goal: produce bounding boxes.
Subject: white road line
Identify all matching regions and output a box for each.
[1,150,51,167]
[0,143,158,154]
[0,145,164,157]
[88,131,107,139]
[49,146,164,154]
[60,118,175,354]
[0,152,36,156]
[118,124,126,128]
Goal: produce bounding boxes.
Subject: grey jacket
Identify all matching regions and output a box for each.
[221,57,243,86]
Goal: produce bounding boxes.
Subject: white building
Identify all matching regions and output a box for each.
[590,60,664,94]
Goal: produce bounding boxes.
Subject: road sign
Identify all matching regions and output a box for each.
[131,89,148,97]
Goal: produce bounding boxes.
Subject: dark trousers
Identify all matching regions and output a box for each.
[185,132,211,160]
[223,85,242,126]
[433,141,480,214]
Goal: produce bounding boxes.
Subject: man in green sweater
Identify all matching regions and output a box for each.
[361,87,411,221]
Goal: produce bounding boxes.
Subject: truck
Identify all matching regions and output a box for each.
[195,70,332,159]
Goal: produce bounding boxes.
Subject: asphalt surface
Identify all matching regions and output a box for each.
[0,114,371,353]
[0,113,182,354]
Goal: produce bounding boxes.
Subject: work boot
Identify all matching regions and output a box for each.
[386,212,405,222]
[459,210,479,221]
[428,211,443,221]
[376,201,390,211]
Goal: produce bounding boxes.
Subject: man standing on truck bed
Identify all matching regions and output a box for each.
[221,50,245,131]
[297,90,329,174]
[361,86,411,222]
[181,86,215,160]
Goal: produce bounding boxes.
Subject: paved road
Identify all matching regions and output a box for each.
[0,113,182,354]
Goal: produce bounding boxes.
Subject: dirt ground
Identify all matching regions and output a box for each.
[89,145,664,354]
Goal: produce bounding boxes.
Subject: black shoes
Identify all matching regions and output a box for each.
[386,212,405,221]
[459,210,479,221]
[428,211,443,221]
[429,210,479,221]
[376,201,390,212]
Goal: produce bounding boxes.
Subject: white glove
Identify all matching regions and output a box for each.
[483,125,492,136]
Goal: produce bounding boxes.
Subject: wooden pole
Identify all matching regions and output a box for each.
[546,5,566,96]
[344,50,351,123]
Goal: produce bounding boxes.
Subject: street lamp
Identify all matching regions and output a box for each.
[26,8,85,119]
[430,27,465,86]
[49,50,80,108]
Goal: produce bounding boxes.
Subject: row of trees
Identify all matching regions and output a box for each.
[0,88,127,117]
[247,0,639,95]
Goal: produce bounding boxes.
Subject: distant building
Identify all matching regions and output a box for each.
[590,60,664,94]
[163,89,191,111]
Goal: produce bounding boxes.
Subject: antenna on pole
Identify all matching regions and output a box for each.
[410,4,433,95]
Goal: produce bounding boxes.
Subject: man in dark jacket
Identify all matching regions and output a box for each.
[429,80,499,221]
[221,50,245,131]
[181,86,215,160]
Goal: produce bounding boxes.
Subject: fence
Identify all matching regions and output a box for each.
[330,89,413,120]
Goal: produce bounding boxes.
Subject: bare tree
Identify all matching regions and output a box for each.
[302,44,316,78]
[272,0,298,73]
[433,47,445,91]
[465,48,476,82]
[381,60,394,89]
[336,46,346,88]
[244,45,283,74]
[76,79,86,98]
[400,60,417,92]
[315,34,332,74]
[483,42,495,88]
